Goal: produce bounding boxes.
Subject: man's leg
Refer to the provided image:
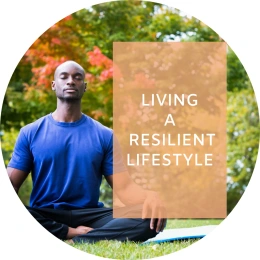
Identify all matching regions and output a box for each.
[71,206,158,243]
[26,206,70,240]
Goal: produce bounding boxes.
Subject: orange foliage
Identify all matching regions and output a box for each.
[22,14,113,94]
[87,46,113,82]
[88,46,112,69]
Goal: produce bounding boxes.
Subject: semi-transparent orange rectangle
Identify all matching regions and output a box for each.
[113,42,226,218]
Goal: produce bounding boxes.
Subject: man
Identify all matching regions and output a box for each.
[7,60,166,243]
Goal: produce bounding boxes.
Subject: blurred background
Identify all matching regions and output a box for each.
[0,1,259,214]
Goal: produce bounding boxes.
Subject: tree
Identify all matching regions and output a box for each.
[227,88,259,212]
[1,1,258,212]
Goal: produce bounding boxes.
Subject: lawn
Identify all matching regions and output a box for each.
[67,219,223,259]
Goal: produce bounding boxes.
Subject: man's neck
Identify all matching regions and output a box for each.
[52,101,82,122]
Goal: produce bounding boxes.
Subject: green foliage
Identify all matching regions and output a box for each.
[18,174,32,206]
[1,1,259,213]
[1,128,19,165]
[227,88,259,212]
[227,48,252,92]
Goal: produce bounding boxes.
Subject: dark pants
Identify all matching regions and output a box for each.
[26,205,158,243]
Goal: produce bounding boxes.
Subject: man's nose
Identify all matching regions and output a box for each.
[67,76,75,85]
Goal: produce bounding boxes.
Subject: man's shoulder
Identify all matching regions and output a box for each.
[84,114,113,134]
[20,114,50,134]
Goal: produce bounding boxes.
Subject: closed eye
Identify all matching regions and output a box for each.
[75,76,83,80]
[59,73,68,79]
[58,72,83,80]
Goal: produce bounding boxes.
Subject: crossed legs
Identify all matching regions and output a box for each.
[26,206,158,243]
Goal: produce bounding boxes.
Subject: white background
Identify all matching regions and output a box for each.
[0,0,259,259]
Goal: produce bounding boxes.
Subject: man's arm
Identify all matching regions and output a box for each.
[7,167,29,193]
[7,167,93,241]
[105,173,167,233]
[105,172,149,204]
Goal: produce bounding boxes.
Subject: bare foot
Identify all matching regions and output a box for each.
[66,226,94,239]
[76,226,94,235]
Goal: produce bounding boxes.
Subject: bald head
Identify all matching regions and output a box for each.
[54,60,85,80]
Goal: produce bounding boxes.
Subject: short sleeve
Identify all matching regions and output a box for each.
[101,133,127,176]
[101,133,113,176]
[7,129,33,173]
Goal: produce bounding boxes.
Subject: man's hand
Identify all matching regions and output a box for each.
[66,226,93,239]
[142,192,167,233]
[149,218,167,233]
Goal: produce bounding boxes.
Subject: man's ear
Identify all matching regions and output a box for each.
[51,81,56,91]
[84,82,87,92]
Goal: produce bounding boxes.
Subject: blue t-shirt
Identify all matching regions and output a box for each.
[8,114,113,210]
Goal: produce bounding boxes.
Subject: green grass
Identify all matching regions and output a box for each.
[67,219,223,259]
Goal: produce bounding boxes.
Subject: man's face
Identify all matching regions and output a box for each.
[52,62,87,101]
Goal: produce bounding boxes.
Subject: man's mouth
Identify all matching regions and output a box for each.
[64,88,77,92]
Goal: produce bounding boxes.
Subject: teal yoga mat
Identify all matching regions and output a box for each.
[143,225,217,244]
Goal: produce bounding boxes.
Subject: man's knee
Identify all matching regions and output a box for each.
[139,219,158,240]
